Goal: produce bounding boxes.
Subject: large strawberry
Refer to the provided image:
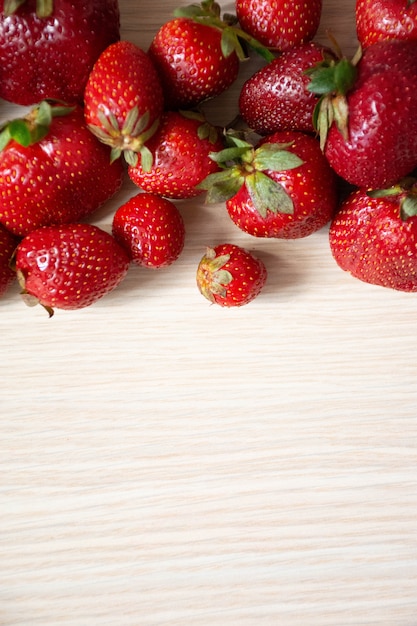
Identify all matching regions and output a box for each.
[196,243,267,307]
[239,42,335,135]
[308,39,417,189]
[15,223,130,315]
[199,130,338,239]
[235,0,322,51]
[0,0,120,106]
[127,111,224,199]
[0,101,124,237]
[356,0,417,47]
[329,179,417,292]
[0,223,18,296]
[84,40,164,167]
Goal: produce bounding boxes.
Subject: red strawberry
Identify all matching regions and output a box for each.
[199,130,338,239]
[329,180,417,292]
[308,39,417,189]
[127,111,224,199]
[112,193,185,269]
[235,0,322,51]
[239,42,335,135]
[196,243,267,307]
[0,223,18,296]
[356,0,417,48]
[0,0,120,105]
[84,40,164,167]
[0,101,124,237]
[15,223,130,315]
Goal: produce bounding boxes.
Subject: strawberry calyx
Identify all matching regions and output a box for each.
[196,246,233,302]
[179,109,220,144]
[173,0,275,62]
[198,133,304,217]
[87,106,158,170]
[13,264,55,317]
[367,177,417,221]
[4,0,53,17]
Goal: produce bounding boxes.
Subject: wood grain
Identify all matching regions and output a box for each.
[1,1,417,625]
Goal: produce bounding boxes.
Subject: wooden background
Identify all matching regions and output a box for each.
[2,1,417,624]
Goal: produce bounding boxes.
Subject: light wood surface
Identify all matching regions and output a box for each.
[2,1,417,625]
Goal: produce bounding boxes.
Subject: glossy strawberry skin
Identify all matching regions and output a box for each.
[127,111,224,199]
[235,0,322,51]
[112,193,185,269]
[329,189,417,292]
[148,17,239,109]
[0,105,124,238]
[356,0,417,47]
[227,131,338,239]
[15,223,130,311]
[0,0,120,105]
[0,223,18,296]
[239,42,332,135]
[196,243,267,307]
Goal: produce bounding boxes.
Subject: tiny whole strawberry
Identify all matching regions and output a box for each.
[199,130,338,239]
[0,0,120,105]
[0,223,18,296]
[15,223,130,315]
[196,243,267,307]
[0,102,124,237]
[112,193,185,269]
[127,111,224,199]
[329,181,417,292]
[356,0,417,48]
[235,0,322,51]
[84,40,164,167]
[239,42,335,135]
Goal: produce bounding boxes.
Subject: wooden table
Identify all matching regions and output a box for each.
[2,1,417,624]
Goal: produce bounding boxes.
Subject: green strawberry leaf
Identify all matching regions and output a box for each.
[401,196,417,220]
[334,58,357,94]
[253,143,304,172]
[198,169,244,202]
[209,145,251,164]
[307,66,337,95]
[246,171,294,218]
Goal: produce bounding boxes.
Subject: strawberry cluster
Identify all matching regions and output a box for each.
[1,0,417,315]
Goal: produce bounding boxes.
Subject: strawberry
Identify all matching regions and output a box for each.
[356,0,417,48]
[0,223,18,296]
[127,111,224,199]
[0,101,124,237]
[307,39,417,189]
[235,0,322,51]
[112,193,185,269]
[0,0,120,106]
[196,243,267,307]
[239,42,335,135]
[199,130,338,239]
[84,40,164,167]
[15,223,130,315]
[329,179,417,292]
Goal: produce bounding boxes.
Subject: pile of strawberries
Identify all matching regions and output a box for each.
[1,0,417,315]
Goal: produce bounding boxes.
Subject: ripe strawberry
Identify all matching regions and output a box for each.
[235,0,322,51]
[0,101,124,237]
[0,223,18,296]
[127,111,224,199]
[239,42,335,135]
[329,180,417,292]
[112,193,185,269]
[15,223,130,315]
[199,130,338,239]
[356,0,417,48]
[0,0,120,106]
[84,40,164,167]
[196,243,267,307]
[308,39,417,189]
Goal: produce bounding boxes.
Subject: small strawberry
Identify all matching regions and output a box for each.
[112,193,185,269]
[0,0,120,105]
[0,101,124,237]
[199,130,338,239]
[356,0,417,48]
[0,223,18,296]
[235,0,322,51]
[329,179,417,292]
[196,243,267,307]
[239,42,335,135]
[127,110,224,199]
[15,223,130,315]
[84,40,164,167]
